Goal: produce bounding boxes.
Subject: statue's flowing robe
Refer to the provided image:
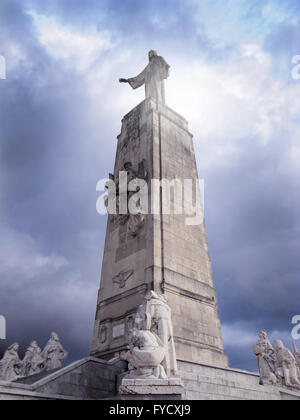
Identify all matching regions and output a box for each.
[0,349,21,381]
[127,56,170,103]
[147,298,178,377]
[42,339,67,370]
[253,339,275,382]
[23,346,44,376]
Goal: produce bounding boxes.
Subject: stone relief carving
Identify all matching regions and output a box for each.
[42,332,68,371]
[107,160,148,239]
[0,343,22,382]
[22,341,44,377]
[254,331,300,390]
[128,214,145,237]
[99,324,108,344]
[113,269,134,288]
[121,291,178,379]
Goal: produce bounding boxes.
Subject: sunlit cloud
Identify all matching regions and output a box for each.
[26,9,113,71]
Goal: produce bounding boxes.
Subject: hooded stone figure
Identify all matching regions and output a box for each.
[42,332,68,371]
[0,342,22,381]
[22,341,44,377]
[274,340,300,389]
[119,50,170,103]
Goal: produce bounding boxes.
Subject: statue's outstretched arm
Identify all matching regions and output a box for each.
[119,67,146,90]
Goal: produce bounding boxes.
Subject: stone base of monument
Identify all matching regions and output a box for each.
[1,357,300,400]
[178,360,300,401]
[119,378,184,400]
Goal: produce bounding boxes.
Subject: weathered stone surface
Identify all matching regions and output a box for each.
[178,360,300,401]
[119,377,184,399]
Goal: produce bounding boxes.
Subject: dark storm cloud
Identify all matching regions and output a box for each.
[0,0,113,360]
[203,131,300,369]
[0,0,299,372]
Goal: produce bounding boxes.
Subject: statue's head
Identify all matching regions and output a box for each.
[30,341,38,347]
[274,340,284,352]
[134,308,145,330]
[129,328,140,346]
[51,332,59,341]
[148,50,158,61]
[145,291,167,303]
[8,342,19,352]
[259,330,267,340]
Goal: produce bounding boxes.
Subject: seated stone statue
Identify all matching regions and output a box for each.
[22,341,44,377]
[253,331,277,385]
[121,328,167,379]
[41,332,68,371]
[274,340,300,389]
[121,291,179,379]
[0,342,22,381]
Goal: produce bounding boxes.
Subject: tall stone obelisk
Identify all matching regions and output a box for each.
[91,51,229,368]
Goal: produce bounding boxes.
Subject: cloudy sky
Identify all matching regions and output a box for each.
[0,0,300,372]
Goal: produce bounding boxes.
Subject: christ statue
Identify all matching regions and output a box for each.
[119,50,170,104]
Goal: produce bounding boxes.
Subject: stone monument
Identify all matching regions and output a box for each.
[1,51,300,400]
[91,50,229,370]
